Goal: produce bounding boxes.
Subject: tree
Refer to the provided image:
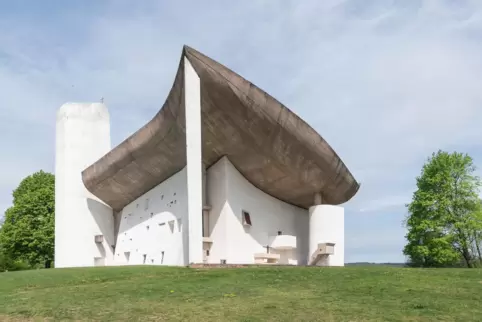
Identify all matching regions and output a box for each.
[467,202,482,267]
[0,171,55,268]
[404,150,482,268]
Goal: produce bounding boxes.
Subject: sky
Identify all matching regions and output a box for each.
[1,0,482,263]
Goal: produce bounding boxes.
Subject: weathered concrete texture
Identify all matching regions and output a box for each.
[82,46,360,211]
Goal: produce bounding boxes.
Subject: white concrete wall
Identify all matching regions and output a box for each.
[206,157,309,265]
[112,168,188,266]
[184,57,203,264]
[55,102,115,268]
[309,205,344,266]
[205,157,229,263]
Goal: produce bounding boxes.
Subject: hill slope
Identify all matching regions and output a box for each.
[1,266,481,321]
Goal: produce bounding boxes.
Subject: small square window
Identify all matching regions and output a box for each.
[242,210,252,226]
[168,220,175,233]
[144,198,149,210]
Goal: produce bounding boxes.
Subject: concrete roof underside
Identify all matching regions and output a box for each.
[82,46,360,212]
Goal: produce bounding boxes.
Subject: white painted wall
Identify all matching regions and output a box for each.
[184,57,203,264]
[206,157,309,265]
[309,205,345,266]
[55,102,115,268]
[205,157,229,263]
[112,168,188,266]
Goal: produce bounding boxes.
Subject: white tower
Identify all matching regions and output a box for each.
[308,193,345,266]
[55,103,115,268]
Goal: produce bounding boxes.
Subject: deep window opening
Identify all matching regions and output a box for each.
[242,210,252,226]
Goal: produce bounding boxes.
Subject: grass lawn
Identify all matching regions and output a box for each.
[0,265,481,321]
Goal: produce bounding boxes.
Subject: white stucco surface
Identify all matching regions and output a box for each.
[206,157,309,265]
[55,103,114,268]
[309,205,345,266]
[113,168,188,266]
[205,157,228,264]
[184,57,203,264]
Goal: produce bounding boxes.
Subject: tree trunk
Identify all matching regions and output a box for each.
[475,235,482,267]
[456,227,473,268]
[461,248,472,268]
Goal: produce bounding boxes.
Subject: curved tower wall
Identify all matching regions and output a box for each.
[308,205,344,266]
[55,103,114,268]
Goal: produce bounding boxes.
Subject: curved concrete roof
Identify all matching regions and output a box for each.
[82,46,359,211]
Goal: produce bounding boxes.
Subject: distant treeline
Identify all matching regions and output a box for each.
[345,262,407,267]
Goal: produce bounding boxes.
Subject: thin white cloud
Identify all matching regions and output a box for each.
[359,194,410,213]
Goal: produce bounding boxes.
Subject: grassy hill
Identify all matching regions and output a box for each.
[0,266,481,321]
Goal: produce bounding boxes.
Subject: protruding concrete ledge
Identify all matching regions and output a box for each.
[269,235,297,250]
[202,237,213,243]
[254,253,281,264]
[309,242,336,266]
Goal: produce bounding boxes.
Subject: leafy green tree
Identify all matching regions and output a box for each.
[0,171,55,268]
[468,203,482,267]
[0,249,30,272]
[404,150,482,268]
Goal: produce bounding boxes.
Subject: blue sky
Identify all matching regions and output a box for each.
[2,0,482,263]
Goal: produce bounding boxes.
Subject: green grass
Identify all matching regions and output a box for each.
[0,266,481,321]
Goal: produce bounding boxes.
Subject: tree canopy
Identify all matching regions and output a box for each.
[404,150,482,268]
[0,170,55,269]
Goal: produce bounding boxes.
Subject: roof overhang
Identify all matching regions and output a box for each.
[82,46,360,211]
